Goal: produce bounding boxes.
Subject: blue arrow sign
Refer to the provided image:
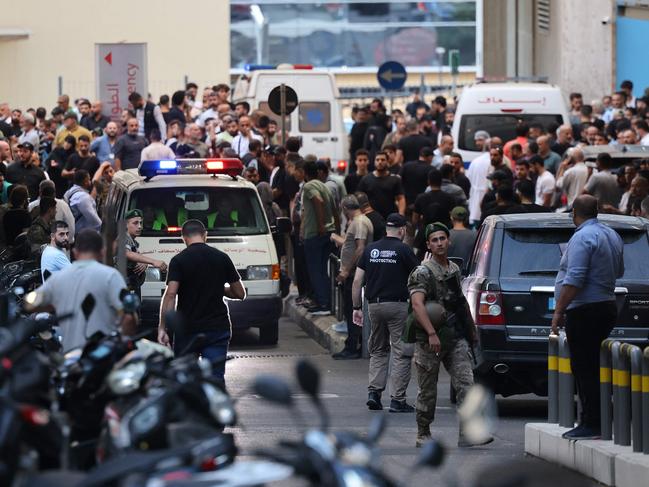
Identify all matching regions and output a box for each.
[377,61,407,90]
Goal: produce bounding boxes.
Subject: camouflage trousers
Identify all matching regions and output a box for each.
[415,338,474,429]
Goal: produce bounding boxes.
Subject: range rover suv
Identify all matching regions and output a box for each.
[462,213,649,397]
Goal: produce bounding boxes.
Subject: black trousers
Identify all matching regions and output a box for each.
[292,234,312,298]
[343,273,361,352]
[565,301,617,429]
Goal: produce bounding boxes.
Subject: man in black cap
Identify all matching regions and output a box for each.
[123,208,167,298]
[6,142,46,200]
[352,213,419,411]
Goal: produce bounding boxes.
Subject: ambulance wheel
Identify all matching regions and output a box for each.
[259,321,279,345]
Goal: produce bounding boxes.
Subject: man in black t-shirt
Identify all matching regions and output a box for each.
[158,220,245,382]
[63,135,100,182]
[400,146,434,207]
[345,149,370,195]
[357,151,405,219]
[412,168,455,255]
[397,120,433,165]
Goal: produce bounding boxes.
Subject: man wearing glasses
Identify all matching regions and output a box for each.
[407,222,492,448]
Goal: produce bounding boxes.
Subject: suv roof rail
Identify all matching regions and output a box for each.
[475,76,549,84]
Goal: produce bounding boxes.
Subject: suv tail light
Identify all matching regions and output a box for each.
[476,291,505,325]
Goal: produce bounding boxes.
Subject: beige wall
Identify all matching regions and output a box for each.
[0,0,230,110]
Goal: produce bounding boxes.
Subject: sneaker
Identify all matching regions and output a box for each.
[298,298,316,308]
[416,432,432,448]
[332,322,347,333]
[458,434,494,448]
[308,306,331,316]
[561,425,601,440]
[366,391,383,411]
[332,348,361,360]
[389,399,415,413]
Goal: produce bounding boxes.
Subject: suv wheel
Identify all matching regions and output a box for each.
[259,321,279,345]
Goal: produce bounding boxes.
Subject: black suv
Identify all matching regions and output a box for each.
[462,213,649,397]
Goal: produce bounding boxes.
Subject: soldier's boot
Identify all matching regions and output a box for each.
[416,410,433,448]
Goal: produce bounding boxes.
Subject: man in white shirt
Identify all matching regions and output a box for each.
[28,180,76,242]
[556,147,589,207]
[18,113,40,150]
[232,115,263,157]
[466,136,502,225]
[196,91,220,128]
[40,220,71,281]
[530,155,556,207]
[432,135,454,168]
[140,129,175,163]
[636,120,649,146]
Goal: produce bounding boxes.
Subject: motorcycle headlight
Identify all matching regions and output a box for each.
[107,361,146,395]
[246,265,272,280]
[202,383,236,426]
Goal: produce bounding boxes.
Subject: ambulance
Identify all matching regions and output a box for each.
[104,158,290,344]
[451,82,570,162]
[232,64,348,168]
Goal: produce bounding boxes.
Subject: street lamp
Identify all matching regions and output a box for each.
[435,46,446,90]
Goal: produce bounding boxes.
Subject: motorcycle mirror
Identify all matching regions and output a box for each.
[457,384,497,445]
[253,375,293,406]
[415,439,445,468]
[367,414,387,444]
[296,359,320,400]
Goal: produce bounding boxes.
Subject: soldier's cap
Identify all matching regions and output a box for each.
[17,142,34,152]
[125,209,143,220]
[386,213,407,228]
[425,222,450,240]
[450,206,468,220]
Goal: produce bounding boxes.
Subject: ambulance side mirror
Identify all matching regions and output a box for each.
[273,217,292,235]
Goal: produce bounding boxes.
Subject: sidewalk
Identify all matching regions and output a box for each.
[525,423,649,486]
[284,294,347,354]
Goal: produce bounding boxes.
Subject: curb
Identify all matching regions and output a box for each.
[284,295,347,353]
[525,423,649,486]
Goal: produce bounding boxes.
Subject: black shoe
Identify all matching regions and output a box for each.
[332,348,361,360]
[367,391,383,410]
[561,425,601,440]
[389,399,415,413]
[307,305,331,316]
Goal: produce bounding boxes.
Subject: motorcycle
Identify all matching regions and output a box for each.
[251,359,446,487]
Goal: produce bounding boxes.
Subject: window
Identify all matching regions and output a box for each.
[500,229,649,280]
[469,224,493,276]
[230,1,477,70]
[536,0,551,33]
[299,102,331,132]
[128,187,269,236]
[458,114,564,151]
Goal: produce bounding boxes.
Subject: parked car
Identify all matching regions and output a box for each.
[462,213,649,397]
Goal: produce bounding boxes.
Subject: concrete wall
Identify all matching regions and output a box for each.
[482,0,509,78]
[0,0,230,109]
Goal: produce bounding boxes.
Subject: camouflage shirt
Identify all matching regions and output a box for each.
[27,217,51,253]
[407,259,464,345]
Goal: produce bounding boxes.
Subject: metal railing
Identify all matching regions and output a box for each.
[548,334,649,454]
[328,253,344,322]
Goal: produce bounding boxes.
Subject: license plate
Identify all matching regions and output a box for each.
[548,297,556,311]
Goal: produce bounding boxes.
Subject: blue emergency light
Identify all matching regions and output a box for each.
[138,159,244,180]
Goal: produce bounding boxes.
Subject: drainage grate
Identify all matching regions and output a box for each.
[228,352,327,359]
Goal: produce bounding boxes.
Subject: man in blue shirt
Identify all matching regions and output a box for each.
[552,195,624,440]
[90,121,118,166]
[40,220,71,281]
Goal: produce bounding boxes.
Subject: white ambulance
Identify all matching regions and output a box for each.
[451,82,570,162]
[105,159,290,344]
[232,64,348,166]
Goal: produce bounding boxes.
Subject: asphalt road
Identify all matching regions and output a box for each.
[226,317,595,487]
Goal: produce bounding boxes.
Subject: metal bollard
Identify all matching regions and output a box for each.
[643,347,649,455]
[548,334,559,423]
[558,333,575,428]
[628,345,643,453]
[600,339,614,441]
[617,344,632,446]
[611,341,622,444]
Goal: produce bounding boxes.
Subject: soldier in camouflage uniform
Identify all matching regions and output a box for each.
[407,222,493,448]
[27,196,57,255]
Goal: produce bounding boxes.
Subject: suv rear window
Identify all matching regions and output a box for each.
[127,187,268,236]
[500,228,649,280]
[458,114,563,151]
